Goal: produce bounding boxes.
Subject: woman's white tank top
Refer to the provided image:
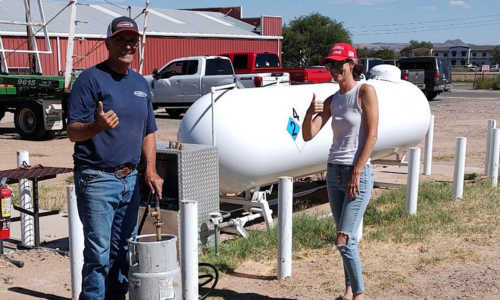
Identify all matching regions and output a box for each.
[327,82,368,166]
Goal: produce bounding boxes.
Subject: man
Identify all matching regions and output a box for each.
[67,16,163,300]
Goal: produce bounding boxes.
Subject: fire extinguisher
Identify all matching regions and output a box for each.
[0,184,13,240]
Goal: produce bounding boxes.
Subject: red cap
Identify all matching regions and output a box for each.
[106,16,139,38]
[320,43,357,65]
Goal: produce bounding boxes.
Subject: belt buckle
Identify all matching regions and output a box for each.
[115,167,131,179]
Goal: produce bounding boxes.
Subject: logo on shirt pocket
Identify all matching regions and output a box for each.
[134,91,148,98]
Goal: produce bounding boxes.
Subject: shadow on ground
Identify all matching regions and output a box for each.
[8,287,69,300]
[201,287,297,300]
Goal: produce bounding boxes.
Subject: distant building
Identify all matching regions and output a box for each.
[431,45,498,68]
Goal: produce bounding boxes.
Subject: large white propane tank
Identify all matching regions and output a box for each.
[178,66,430,194]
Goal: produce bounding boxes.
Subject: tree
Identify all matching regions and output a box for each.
[400,40,434,57]
[492,46,500,65]
[356,47,396,60]
[356,47,376,58]
[374,48,396,60]
[282,13,351,67]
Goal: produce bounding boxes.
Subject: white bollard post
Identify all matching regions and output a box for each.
[405,147,421,215]
[277,177,293,280]
[453,137,467,199]
[67,185,83,300]
[489,129,500,187]
[423,114,435,175]
[17,150,34,246]
[485,120,496,177]
[180,200,198,300]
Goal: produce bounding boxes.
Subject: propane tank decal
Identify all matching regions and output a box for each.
[286,106,306,152]
[159,278,174,299]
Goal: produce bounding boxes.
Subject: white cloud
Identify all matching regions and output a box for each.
[418,6,437,10]
[449,1,471,9]
[328,0,397,5]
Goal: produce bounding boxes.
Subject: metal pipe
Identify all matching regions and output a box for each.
[64,0,77,92]
[17,150,33,246]
[180,200,198,300]
[405,147,421,215]
[453,137,467,199]
[209,212,222,256]
[277,177,293,280]
[485,119,496,176]
[138,0,149,74]
[489,128,500,187]
[423,114,435,175]
[67,184,83,300]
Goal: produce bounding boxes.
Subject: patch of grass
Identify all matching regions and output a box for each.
[201,213,336,273]
[30,153,48,157]
[464,172,479,181]
[201,178,500,283]
[365,180,500,244]
[9,182,68,212]
[433,154,455,162]
[474,76,500,90]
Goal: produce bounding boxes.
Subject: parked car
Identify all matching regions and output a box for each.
[469,65,481,72]
[383,59,398,66]
[358,57,384,78]
[490,64,500,72]
[145,56,236,117]
[398,56,452,100]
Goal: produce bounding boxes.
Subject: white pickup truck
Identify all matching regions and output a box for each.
[144,56,289,117]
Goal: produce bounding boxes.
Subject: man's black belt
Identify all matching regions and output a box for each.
[87,163,136,179]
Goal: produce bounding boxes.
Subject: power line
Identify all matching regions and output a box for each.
[103,0,127,10]
[351,19,500,34]
[347,13,500,29]
[353,21,500,36]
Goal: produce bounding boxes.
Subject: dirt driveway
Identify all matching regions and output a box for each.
[1,85,500,300]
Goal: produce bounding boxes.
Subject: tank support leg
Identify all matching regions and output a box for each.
[250,191,274,230]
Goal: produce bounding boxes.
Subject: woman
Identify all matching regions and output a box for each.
[302,43,379,300]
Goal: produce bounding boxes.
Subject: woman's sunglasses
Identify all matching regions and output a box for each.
[324,59,351,71]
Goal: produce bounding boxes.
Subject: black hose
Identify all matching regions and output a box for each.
[198,262,219,300]
[137,191,154,235]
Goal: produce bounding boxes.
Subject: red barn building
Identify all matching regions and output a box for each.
[0,0,283,76]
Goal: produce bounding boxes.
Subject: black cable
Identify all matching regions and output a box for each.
[198,262,219,300]
[103,0,127,10]
[137,191,153,235]
[348,13,500,29]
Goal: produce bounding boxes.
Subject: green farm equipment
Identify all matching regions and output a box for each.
[0,74,75,140]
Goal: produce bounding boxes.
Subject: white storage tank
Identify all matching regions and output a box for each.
[178,69,430,194]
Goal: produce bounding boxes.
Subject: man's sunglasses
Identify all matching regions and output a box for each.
[111,37,139,47]
[324,59,351,71]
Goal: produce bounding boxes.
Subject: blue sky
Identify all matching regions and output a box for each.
[63,0,500,45]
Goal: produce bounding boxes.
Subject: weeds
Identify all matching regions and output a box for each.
[201,178,500,277]
[474,76,500,90]
[9,176,73,212]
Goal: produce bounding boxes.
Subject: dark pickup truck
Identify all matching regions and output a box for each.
[398,56,452,100]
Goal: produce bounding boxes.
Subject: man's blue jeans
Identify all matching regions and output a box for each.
[74,167,140,300]
[326,163,373,294]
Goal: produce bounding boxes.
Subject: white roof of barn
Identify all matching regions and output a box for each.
[0,0,279,40]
